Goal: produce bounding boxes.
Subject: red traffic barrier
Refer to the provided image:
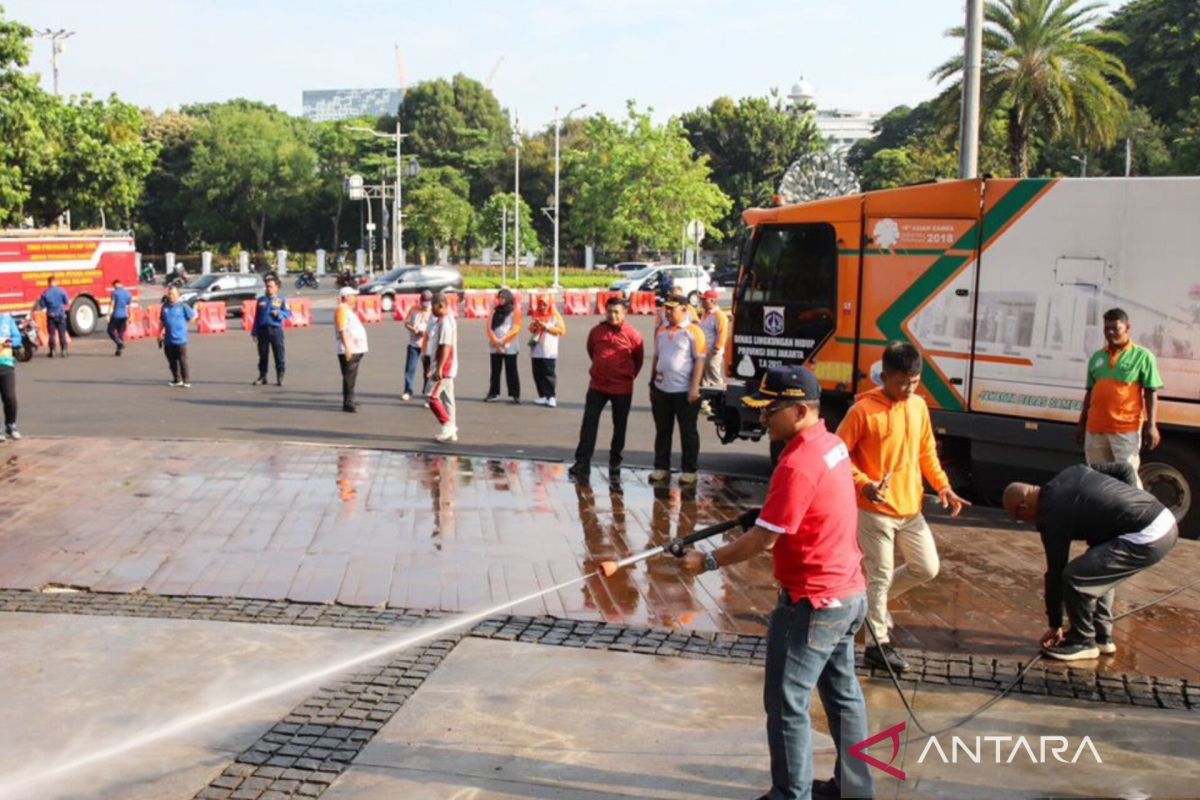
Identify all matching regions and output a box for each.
[595,291,622,313]
[463,292,493,319]
[353,294,383,323]
[445,292,460,314]
[631,291,656,315]
[124,304,147,340]
[392,293,421,321]
[144,306,162,339]
[563,291,591,315]
[195,301,228,334]
[241,299,256,332]
[287,297,312,328]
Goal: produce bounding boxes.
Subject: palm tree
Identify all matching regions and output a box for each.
[932,0,1133,176]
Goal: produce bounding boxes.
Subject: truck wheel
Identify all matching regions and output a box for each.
[68,297,98,337]
[381,294,394,313]
[1140,439,1199,539]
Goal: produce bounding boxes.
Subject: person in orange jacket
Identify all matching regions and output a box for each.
[836,342,970,674]
[485,288,522,404]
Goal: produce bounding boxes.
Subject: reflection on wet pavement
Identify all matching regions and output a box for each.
[1,438,1197,681]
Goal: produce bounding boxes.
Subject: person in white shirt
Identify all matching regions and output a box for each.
[426,291,460,442]
[485,288,522,404]
[529,295,566,407]
[334,287,369,412]
[402,290,433,401]
[649,294,707,485]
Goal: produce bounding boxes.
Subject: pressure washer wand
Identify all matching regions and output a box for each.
[598,509,759,577]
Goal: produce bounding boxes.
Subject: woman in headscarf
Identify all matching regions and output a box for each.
[485,288,522,403]
[529,294,566,407]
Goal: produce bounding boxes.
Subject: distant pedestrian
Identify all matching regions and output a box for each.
[107,279,134,356]
[836,342,969,673]
[1076,307,1163,488]
[568,296,644,482]
[529,294,566,407]
[697,289,729,409]
[335,286,369,412]
[657,268,675,303]
[402,289,433,401]
[0,312,22,441]
[426,291,459,442]
[485,288,522,403]
[36,276,70,358]
[158,285,197,387]
[251,276,293,386]
[649,293,707,485]
[1004,462,1178,661]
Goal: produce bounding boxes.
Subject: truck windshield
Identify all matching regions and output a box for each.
[740,223,836,307]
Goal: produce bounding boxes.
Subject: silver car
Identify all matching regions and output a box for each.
[358,266,465,312]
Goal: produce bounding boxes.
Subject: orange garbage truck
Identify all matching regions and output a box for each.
[705,177,1200,536]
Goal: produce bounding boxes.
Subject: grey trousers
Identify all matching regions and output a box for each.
[1062,526,1178,643]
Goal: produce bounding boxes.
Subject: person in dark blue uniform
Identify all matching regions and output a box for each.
[107,279,134,356]
[36,276,71,358]
[250,276,292,386]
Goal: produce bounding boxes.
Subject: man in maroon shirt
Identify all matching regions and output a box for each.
[569,296,645,482]
[682,366,873,800]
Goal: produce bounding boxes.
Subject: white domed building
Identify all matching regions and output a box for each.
[788,77,880,153]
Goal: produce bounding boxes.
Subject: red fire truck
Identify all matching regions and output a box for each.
[0,231,138,335]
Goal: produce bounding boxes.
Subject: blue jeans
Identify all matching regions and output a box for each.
[764,592,873,800]
[403,344,425,396]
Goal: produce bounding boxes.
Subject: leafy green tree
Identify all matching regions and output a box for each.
[680,92,822,238]
[0,7,49,224]
[859,146,959,190]
[566,104,731,256]
[184,103,318,254]
[1170,97,1200,174]
[932,0,1133,176]
[1102,0,1200,126]
[846,103,940,175]
[23,94,158,227]
[137,110,199,252]
[312,118,384,253]
[404,169,473,263]
[398,74,511,206]
[477,191,540,255]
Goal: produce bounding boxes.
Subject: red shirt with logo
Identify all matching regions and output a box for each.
[756,421,865,605]
[586,321,645,395]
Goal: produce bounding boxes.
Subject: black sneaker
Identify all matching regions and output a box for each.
[483,395,499,403]
[1043,639,1100,661]
[253,376,268,385]
[864,643,909,673]
[343,404,357,413]
[812,778,840,800]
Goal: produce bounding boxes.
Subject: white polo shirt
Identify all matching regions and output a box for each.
[653,322,707,393]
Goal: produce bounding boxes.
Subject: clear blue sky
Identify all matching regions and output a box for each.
[13,0,1120,133]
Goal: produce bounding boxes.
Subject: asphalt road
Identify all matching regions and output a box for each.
[12,304,773,479]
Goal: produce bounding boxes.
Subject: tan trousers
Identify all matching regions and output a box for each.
[857,509,940,644]
[701,348,726,390]
[1084,431,1142,489]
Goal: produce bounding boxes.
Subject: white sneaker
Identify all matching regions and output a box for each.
[1097,640,1117,655]
[534,397,548,405]
[168,381,182,387]
[649,469,670,483]
[435,424,458,443]
[547,397,557,408]
[5,427,19,441]
[401,392,411,401]
[181,383,192,388]
[679,471,698,485]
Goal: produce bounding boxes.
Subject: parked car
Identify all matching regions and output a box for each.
[610,264,712,305]
[611,261,655,274]
[709,264,740,287]
[358,265,464,312]
[178,273,265,317]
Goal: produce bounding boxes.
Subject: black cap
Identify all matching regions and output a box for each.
[742,365,821,409]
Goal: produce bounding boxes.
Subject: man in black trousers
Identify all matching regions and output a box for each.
[1004,462,1178,661]
[250,275,292,386]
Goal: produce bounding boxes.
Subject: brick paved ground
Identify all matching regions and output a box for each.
[1,437,1197,683]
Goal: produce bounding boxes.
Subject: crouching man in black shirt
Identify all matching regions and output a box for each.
[1003,462,1178,661]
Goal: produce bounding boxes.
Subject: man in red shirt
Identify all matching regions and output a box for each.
[681,366,872,800]
[569,296,645,482]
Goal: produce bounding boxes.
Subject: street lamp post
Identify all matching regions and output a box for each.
[35,28,74,97]
[513,112,521,283]
[552,103,587,290]
[348,124,409,266]
[1071,154,1088,177]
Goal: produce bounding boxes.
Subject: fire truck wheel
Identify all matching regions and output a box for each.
[68,297,98,337]
[1140,438,1198,539]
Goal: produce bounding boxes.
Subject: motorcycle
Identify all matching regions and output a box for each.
[163,266,189,289]
[139,264,156,284]
[295,270,319,290]
[14,317,39,363]
[335,269,359,289]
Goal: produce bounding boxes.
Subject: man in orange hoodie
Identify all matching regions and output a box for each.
[837,343,969,673]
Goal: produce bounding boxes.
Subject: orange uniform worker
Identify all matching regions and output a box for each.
[836,342,969,673]
[1076,307,1163,488]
